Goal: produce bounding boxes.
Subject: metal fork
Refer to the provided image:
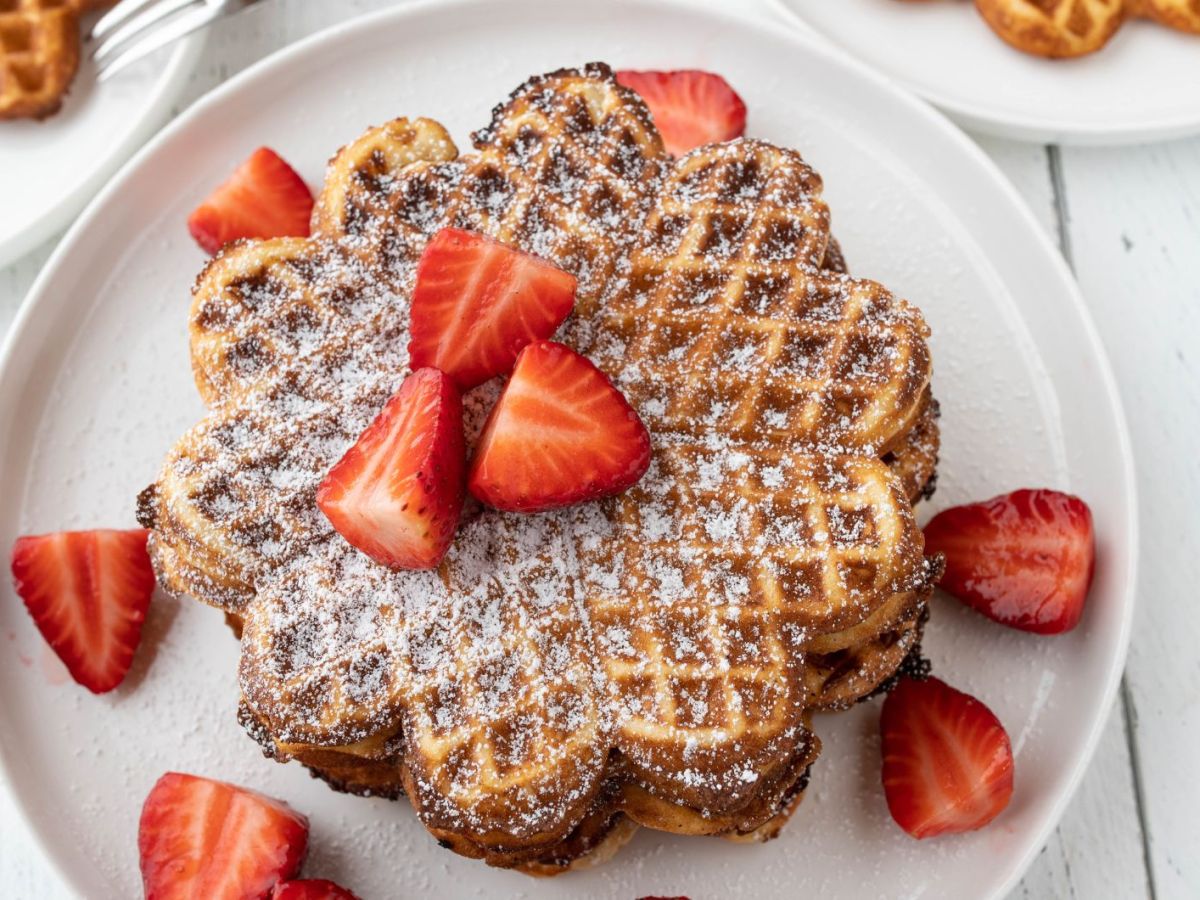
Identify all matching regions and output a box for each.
[88,0,264,81]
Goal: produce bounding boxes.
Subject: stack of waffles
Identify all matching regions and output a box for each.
[139,64,942,873]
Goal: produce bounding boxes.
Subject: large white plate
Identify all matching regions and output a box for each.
[772,0,1200,144]
[0,1,1136,897]
[0,23,204,268]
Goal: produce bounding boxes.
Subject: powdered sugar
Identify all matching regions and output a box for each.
[147,66,936,859]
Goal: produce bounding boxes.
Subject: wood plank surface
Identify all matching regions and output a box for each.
[1057,137,1200,900]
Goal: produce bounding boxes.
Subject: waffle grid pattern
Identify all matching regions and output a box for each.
[605,144,929,451]
[972,0,1199,56]
[582,142,929,803]
[0,0,79,119]
[143,66,938,870]
[191,74,663,409]
[1135,0,1200,31]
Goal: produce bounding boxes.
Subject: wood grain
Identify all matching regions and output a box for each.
[1058,137,1200,900]
[974,134,1154,900]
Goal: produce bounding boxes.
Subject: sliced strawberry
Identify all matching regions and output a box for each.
[469,341,651,512]
[272,880,360,900]
[139,772,308,900]
[615,69,747,157]
[188,147,313,255]
[924,489,1095,634]
[318,367,465,569]
[10,528,155,694]
[880,677,1014,839]
[408,228,577,390]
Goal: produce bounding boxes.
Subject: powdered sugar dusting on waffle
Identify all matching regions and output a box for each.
[144,65,936,860]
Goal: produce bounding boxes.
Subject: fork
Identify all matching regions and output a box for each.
[88,0,264,81]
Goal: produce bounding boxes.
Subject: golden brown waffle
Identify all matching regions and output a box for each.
[239,699,820,873]
[188,76,660,410]
[954,0,1199,57]
[575,139,933,815]
[140,64,938,871]
[1129,0,1200,31]
[0,0,108,120]
[233,393,934,868]
[885,389,939,504]
[974,0,1127,56]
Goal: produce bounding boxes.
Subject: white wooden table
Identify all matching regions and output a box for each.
[2,2,1197,897]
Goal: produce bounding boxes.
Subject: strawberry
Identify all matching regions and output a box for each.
[188,147,314,255]
[880,677,1014,839]
[318,367,466,569]
[923,489,1095,634]
[408,228,577,390]
[10,528,155,694]
[272,880,360,900]
[468,341,651,512]
[615,69,747,157]
[139,772,308,900]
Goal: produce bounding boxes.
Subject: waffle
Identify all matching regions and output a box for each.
[974,0,1127,56]
[576,138,934,815]
[968,0,1197,57]
[1129,0,1200,31]
[0,0,108,120]
[140,64,939,871]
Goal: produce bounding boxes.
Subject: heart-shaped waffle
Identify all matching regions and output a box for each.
[973,0,1198,56]
[1129,0,1200,32]
[0,0,108,119]
[140,64,938,872]
[573,140,935,814]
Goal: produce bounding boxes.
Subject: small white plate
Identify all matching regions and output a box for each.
[772,0,1200,144]
[0,0,1136,897]
[0,25,205,268]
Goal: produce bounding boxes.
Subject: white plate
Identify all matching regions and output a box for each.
[0,1,1137,897]
[0,24,204,268]
[771,0,1200,144]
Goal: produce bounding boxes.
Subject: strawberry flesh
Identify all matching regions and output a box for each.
[469,340,651,512]
[924,488,1095,634]
[273,880,361,900]
[139,772,308,900]
[408,228,577,390]
[318,367,465,569]
[188,147,314,255]
[10,528,155,694]
[615,69,747,157]
[881,676,1014,839]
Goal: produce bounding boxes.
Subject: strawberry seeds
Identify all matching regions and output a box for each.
[319,227,652,569]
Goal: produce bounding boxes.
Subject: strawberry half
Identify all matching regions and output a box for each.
[10,528,155,694]
[468,341,651,513]
[408,228,577,390]
[188,147,314,255]
[139,772,308,900]
[881,677,1014,839]
[924,488,1095,634]
[273,880,361,900]
[615,69,747,157]
[318,367,466,569]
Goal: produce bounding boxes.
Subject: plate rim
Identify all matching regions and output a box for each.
[766,0,1200,145]
[0,0,1139,895]
[0,32,208,269]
